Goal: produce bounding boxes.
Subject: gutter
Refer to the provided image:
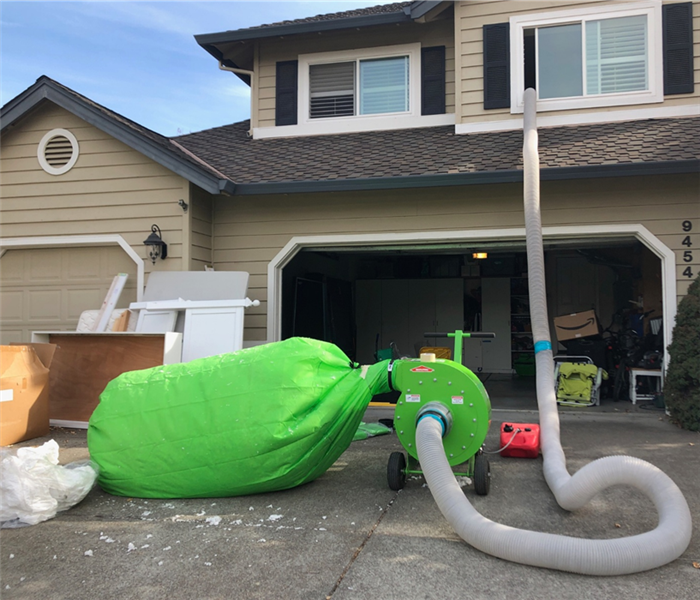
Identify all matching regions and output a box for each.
[194,11,413,46]
[229,159,700,196]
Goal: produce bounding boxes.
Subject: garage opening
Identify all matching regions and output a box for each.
[280,237,664,400]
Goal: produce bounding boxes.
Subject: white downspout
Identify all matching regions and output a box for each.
[219,62,254,137]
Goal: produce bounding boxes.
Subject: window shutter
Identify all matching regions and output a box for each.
[421,46,446,115]
[663,2,694,95]
[276,61,298,126]
[483,23,510,109]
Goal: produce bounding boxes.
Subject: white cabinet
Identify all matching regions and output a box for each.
[481,278,512,373]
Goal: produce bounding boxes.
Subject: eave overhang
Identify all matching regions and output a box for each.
[230,159,700,195]
[0,78,234,196]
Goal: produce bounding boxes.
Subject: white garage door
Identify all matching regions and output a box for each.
[0,246,137,344]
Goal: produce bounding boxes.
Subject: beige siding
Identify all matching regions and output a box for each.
[0,103,192,275]
[213,174,699,340]
[189,184,214,269]
[253,16,456,128]
[455,0,700,124]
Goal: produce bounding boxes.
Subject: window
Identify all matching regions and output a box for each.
[309,56,409,119]
[299,44,419,124]
[510,2,662,112]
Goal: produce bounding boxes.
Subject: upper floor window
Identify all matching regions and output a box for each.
[299,44,420,124]
[510,2,662,113]
[310,56,410,119]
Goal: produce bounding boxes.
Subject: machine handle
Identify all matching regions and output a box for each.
[424,332,496,339]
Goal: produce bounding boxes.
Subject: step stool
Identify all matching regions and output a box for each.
[629,369,663,404]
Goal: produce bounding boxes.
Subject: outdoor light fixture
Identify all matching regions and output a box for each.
[143,224,167,264]
[472,252,488,260]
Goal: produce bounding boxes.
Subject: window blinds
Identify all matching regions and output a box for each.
[586,15,648,95]
[309,62,355,119]
[359,56,409,115]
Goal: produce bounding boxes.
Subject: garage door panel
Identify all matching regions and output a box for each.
[0,291,24,321]
[66,251,102,280]
[0,252,24,281]
[0,329,24,344]
[29,251,62,281]
[29,290,62,320]
[66,288,105,319]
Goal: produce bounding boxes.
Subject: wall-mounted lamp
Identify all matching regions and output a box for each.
[472,252,488,260]
[178,199,188,213]
[143,224,168,264]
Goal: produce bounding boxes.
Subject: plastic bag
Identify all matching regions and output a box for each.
[89,338,391,498]
[0,440,97,527]
[353,421,392,441]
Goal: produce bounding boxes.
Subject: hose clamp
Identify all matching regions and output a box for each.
[417,402,453,438]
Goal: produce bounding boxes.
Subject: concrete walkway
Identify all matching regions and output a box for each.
[1,407,698,600]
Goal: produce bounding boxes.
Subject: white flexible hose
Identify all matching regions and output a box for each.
[414,88,692,575]
[416,418,691,575]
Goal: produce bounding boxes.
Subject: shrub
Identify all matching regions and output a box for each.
[664,275,700,431]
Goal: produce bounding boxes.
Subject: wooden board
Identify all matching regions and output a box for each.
[47,334,166,422]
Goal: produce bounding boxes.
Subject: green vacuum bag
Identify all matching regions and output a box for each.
[88,338,391,498]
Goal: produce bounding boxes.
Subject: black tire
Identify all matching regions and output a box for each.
[473,453,491,496]
[387,451,406,491]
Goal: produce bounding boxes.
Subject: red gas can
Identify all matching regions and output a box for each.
[499,423,540,458]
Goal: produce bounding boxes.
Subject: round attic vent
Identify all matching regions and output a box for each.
[37,128,79,175]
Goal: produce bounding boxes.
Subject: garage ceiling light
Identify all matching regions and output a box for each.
[472,252,488,259]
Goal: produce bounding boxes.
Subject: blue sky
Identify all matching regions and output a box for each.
[1,0,396,136]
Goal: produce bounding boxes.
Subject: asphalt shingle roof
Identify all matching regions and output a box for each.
[174,117,700,186]
[36,77,230,183]
[247,2,411,30]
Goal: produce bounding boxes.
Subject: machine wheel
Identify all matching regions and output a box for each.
[387,452,407,490]
[473,453,491,496]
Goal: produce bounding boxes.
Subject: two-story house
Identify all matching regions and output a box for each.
[1,1,698,376]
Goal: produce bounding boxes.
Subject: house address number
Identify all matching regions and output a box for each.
[681,220,693,278]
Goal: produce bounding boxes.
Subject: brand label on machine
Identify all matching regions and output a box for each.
[451,396,464,405]
[410,366,434,373]
[406,394,421,403]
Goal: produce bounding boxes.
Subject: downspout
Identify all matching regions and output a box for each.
[218,62,255,137]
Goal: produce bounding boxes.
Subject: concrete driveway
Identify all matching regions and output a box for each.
[1,407,698,600]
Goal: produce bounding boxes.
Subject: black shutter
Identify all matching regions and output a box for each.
[663,2,694,95]
[421,46,446,115]
[483,23,510,110]
[276,60,298,126]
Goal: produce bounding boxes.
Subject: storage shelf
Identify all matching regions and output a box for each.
[510,277,532,370]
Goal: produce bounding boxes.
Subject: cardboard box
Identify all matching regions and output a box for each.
[0,344,56,446]
[554,310,600,342]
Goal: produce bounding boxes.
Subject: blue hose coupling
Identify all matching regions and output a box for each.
[417,402,453,438]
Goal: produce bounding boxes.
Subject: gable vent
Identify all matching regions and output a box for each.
[37,128,79,175]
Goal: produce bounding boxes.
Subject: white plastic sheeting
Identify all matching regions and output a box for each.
[0,440,97,527]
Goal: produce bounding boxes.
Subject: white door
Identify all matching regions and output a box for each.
[481,278,512,373]
[0,247,137,343]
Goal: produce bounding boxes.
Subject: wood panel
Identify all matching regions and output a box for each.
[46,334,167,422]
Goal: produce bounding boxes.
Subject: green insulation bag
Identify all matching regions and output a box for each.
[88,338,391,498]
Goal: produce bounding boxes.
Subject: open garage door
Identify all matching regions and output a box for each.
[277,236,666,380]
[0,246,138,344]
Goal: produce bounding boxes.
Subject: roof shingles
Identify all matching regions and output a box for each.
[174,117,700,186]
